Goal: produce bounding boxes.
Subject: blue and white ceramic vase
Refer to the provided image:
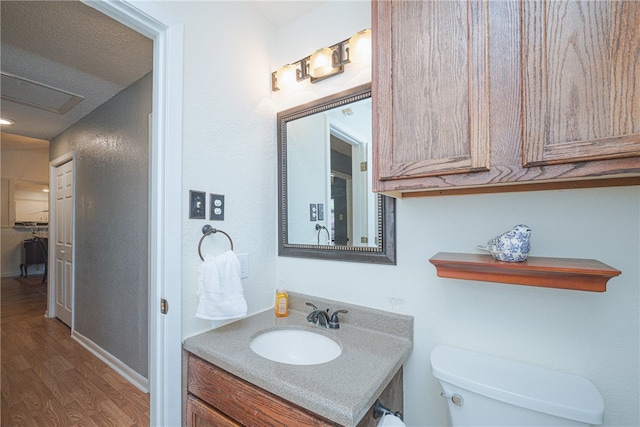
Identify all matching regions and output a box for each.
[477,224,532,262]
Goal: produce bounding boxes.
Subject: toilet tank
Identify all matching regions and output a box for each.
[431,346,604,427]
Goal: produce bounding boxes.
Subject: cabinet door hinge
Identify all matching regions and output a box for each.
[160,298,169,314]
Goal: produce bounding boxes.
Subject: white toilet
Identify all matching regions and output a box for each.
[431,346,604,426]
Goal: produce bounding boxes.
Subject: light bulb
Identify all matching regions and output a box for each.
[276,64,298,90]
[348,29,372,64]
[309,47,334,78]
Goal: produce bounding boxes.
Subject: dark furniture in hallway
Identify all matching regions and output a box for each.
[20,237,48,284]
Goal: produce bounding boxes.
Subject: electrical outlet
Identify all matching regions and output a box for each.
[317,203,324,221]
[210,194,224,220]
[309,203,317,221]
[237,253,249,278]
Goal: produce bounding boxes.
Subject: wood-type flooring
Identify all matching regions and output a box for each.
[1,276,150,426]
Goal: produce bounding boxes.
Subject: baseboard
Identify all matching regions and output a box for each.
[1,269,45,278]
[2,271,22,278]
[71,330,149,393]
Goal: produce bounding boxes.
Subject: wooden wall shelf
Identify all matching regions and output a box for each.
[429,252,621,292]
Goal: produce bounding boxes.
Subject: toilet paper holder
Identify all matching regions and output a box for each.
[373,399,403,421]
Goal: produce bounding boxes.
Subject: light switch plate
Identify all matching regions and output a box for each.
[189,190,206,219]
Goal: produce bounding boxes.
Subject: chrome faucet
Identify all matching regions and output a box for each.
[306,303,348,329]
[306,302,330,327]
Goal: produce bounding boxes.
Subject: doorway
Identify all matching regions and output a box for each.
[0,0,184,424]
[86,3,183,425]
[41,0,152,404]
[328,126,368,247]
[72,2,183,425]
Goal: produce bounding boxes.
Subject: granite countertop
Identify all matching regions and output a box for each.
[183,292,413,426]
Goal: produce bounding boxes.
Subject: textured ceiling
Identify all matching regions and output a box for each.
[252,1,325,27]
[0,0,325,150]
[0,0,153,147]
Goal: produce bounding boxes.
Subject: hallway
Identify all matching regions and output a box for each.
[1,276,150,426]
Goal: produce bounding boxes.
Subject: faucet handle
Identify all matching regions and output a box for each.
[328,310,348,329]
[305,302,320,324]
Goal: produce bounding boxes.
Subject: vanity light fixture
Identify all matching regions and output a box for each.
[271,29,372,91]
[348,29,372,64]
[0,117,15,126]
[309,47,335,78]
[275,64,299,91]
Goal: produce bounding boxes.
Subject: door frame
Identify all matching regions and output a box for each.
[79,2,183,426]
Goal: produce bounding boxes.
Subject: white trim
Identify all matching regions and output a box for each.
[330,123,367,147]
[72,330,150,393]
[80,2,183,426]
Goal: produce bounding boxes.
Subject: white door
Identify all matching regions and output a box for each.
[54,160,74,326]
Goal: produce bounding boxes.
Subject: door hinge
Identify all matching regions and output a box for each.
[360,161,368,171]
[160,298,169,314]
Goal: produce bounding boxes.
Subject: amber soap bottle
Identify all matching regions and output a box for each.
[275,289,289,317]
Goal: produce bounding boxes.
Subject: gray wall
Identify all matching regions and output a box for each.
[50,72,151,378]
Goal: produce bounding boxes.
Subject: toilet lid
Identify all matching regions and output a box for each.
[377,414,406,427]
[431,345,604,425]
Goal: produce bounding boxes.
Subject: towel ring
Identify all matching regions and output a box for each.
[198,225,234,261]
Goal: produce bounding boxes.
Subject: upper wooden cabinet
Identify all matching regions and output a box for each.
[372,0,640,197]
[521,0,640,167]
[374,0,491,181]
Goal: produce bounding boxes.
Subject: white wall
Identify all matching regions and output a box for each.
[152,1,279,339]
[287,113,327,244]
[272,2,640,427]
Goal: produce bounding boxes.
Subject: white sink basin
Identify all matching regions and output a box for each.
[250,329,342,365]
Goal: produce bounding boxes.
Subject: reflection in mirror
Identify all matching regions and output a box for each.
[278,84,396,264]
[14,180,49,225]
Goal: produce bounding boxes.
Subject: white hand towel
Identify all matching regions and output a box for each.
[196,250,247,322]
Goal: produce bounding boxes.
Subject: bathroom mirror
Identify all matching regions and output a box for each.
[278,84,396,264]
[7,180,49,226]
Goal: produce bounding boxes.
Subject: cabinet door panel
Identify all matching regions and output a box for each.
[187,395,241,427]
[374,0,490,184]
[188,355,333,427]
[522,0,640,166]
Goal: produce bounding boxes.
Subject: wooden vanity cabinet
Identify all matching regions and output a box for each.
[187,353,404,427]
[372,0,640,197]
[187,354,334,426]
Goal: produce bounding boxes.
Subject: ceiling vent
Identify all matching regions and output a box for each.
[1,71,84,115]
